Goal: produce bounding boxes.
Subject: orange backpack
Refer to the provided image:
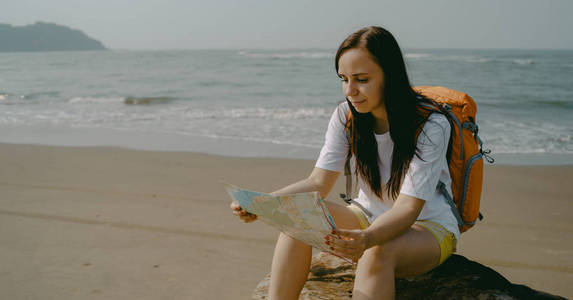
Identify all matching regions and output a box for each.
[341,86,494,233]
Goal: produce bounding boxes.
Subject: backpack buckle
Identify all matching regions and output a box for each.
[481,149,495,164]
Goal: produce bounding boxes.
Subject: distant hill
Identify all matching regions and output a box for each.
[0,22,107,52]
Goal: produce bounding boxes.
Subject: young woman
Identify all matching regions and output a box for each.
[230,26,459,300]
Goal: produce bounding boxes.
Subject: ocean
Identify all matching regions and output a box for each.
[1,48,572,164]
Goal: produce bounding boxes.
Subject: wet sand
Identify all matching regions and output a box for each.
[0,143,571,299]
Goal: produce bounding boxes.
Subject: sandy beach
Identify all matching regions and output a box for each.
[0,143,571,299]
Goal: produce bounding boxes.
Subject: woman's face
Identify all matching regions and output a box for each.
[337,48,386,116]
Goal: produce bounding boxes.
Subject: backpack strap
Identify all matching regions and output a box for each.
[419,100,461,161]
[340,108,374,219]
[342,109,353,204]
[419,99,466,228]
[343,153,352,202]
[340,155,373,218]
[437,181,464,228]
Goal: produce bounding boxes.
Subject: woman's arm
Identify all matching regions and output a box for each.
[327,194,424,261]
[271,167,340,199]
[363,194,425,248]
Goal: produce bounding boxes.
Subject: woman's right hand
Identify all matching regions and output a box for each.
[230,202,258,223]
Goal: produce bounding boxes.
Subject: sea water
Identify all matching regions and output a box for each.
[0,49,571,164]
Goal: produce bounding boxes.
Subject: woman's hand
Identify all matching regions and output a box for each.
[324,228,372,263]
[230,202,258,223]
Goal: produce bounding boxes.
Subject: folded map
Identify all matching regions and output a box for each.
[224,183,351,263]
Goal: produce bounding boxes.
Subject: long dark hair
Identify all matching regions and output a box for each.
[335,26,430,200]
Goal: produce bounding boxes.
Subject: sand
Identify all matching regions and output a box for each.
[0,143,571,299]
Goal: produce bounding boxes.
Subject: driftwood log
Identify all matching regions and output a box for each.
[253,252,566,300]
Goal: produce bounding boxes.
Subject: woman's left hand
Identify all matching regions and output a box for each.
[325,228,372,263]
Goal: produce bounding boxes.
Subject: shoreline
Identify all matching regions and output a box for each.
[0,124,572,166]
[1,143,572,299]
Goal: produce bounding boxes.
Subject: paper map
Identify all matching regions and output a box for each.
[224,183,351,263]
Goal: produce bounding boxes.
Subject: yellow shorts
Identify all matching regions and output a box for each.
[347,204,457,265]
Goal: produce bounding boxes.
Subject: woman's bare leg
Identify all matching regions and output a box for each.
[268,201,362,300]
[268,233,312,300]
[352,224,441,300]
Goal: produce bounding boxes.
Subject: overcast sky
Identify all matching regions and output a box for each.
[2,0,572,50]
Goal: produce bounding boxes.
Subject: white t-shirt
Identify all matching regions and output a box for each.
[315,102,461,240]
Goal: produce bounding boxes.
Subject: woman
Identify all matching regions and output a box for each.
[230,26,459,300]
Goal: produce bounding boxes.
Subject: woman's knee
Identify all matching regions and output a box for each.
[324,201,363,230]
[276,232,311,250]
[359,241,397,272]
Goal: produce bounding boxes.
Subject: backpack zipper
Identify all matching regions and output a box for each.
[460,153,483,225]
